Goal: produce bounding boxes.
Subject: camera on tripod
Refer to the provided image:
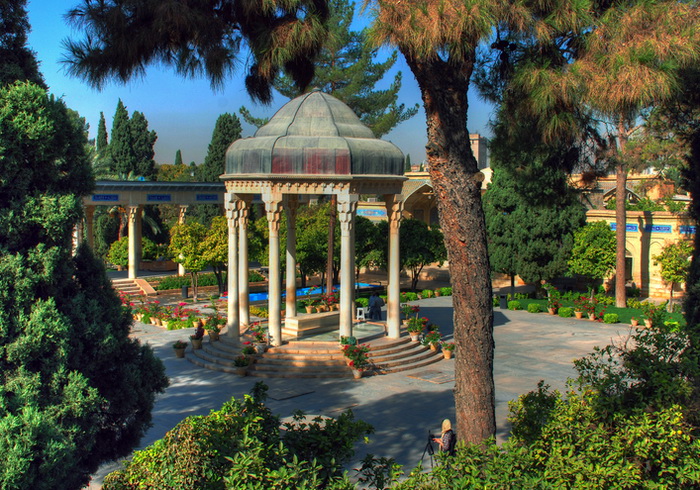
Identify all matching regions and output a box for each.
[428,433,436,442]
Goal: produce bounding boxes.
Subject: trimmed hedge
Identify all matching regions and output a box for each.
[558,307,573,318]
[527,303,541,313]
[508,300,522,311]
[603,313,619,324]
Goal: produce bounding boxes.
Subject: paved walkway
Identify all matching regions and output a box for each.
[87,296,632,488]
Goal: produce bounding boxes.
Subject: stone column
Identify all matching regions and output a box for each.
[177,205,189,277]
[127,205,142,279]
[85,205,95,250]
[285,196,299,319]
[337,195,358,338]
[385,196,403,338]
[265,195,284,346]
[237,197,252,329]
[225,195,240,342]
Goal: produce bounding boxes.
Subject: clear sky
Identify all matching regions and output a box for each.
[26,1,495,166]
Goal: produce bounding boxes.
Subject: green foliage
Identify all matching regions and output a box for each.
[96,111,108,154]
[508,300,522,311]
[154,273,223,291]
[174,149,182,166]
[568,221,617,282]
[169,221,209,300]
[420,289,434,298]
[201,216,229,294]
[355,215,385,274]
[653,239,694,308]
[400,219,447,291]
[558,307,573,318]
[104,384,370,489]
[603,313,619,323]
[107,100,156,179]
[107,235,129,267]
[354,454,402,490]
[197,113,242,182]
[527,303,541,313]
[0,81,167,489]
[0,0,46,89]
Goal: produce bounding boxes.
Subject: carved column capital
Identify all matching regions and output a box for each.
[265,198,284,234]
[384,196,404,232]
[178,204,189,223]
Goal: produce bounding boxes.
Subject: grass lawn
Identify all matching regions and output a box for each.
[512,298,685,326]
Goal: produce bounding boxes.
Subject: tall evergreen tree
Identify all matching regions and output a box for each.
[108,99,134,177]
[96,111,108,154]
[174,149,182,166]
[197,113,242,182]
[240,0,418,136]
[0,0,45,88]
[0,81,168,489]
[129,110,157,178]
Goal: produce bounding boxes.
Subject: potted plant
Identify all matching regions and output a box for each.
[542,282,561,315]
[406,317,425,341]
[251,322,268,353]
[205,317,222,341]
[301,286,319,313]
[173,340,188,358]
[339,335,357,349]
[241,342,257,359]
[190,323,205,350]
[342,343,370,379]
[441,341,455,359]
[422,329,442,351]
[630,316,639,327]
[641,301,667,328]
[232,355,251,376]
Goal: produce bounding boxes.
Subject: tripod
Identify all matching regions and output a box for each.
[420,430,435,469]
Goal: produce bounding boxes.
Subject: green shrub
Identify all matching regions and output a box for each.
[421,289,434,298]
[404,292,419,301]
[439,287,452,296]
[249,306,269,318]
[558,307,573,318]
[356,297,369,308]
[603,313,619,324]
[103,383,371,489]
[527,303,541,313]
[508,300,522,311]
[107,236,129,267]
[492,295,500,307]
[627,298,643,309]
[249,270,265,282]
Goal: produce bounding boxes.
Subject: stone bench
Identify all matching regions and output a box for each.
[282,311,340,339]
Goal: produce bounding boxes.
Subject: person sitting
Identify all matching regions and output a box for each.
[432,418,456,456]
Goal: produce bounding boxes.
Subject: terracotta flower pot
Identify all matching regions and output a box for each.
[235,367,247,377]
[409,333,420,342]
[429,342,439,352]
[644,319,653,328]
[174,348,186,359]
[191,338,203,350]
[208,331,220,342]
[548,308,557,315]
[631,319,639,327]
[305,306,314,314]
[574,311,583,319]
[444,350,453,360]
[588,313,596,321]
[352,369,363,379]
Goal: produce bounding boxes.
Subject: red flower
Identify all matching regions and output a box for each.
[243,341,251,345]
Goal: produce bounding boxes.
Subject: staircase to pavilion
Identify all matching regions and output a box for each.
[112,278,157,297]
[186,334,444,379]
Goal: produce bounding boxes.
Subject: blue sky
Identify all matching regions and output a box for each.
[26,1,495,166]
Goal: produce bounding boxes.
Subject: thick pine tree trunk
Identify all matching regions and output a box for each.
[405,54,496,442]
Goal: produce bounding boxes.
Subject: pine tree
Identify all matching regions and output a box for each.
[0,0,45,88]
[239,0,417,136]
[0,81,168,489]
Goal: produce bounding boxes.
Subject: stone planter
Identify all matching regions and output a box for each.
[409,333,420,342]
[352,369,363,379]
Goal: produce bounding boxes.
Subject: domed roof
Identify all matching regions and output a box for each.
[225,90,404,177]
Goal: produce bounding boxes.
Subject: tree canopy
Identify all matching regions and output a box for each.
[568,221,617,284]
[0,0,45,88]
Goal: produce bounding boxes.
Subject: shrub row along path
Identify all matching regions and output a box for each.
[88,295,631,488]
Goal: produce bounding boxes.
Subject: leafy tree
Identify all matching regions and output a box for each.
[240,0,418,137]
[201,216,229,295]
[170,221,209,301]
[157,163,191,182]
[174,149,182,166]
[653,240,694,312]
[568,221,616,285]
[355,216,385,277]
[0,81,168,489]
[0,0,45,88]
[399,219,446,291]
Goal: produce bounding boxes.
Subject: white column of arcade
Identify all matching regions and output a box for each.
[385,196,403,339]
[264,196,283,346]
[127,205,142,279]
[337,195,358,338]
[177,205,189,277]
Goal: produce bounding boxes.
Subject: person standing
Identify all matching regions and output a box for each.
[432,419,456,456]
[368,292,384,321]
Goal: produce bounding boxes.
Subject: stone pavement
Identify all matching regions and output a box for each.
[87,296,632,488]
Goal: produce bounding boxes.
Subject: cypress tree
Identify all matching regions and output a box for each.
[197,113,242,182]
[108,99,134,177]
[130,110,157,178]
[174,149,183,166]
[96,111,108,154]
